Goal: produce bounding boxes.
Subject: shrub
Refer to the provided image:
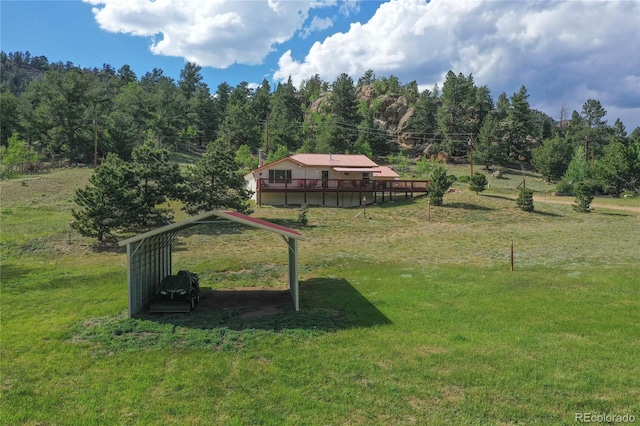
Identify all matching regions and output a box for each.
[416,158,434,177]
[516,188,535,212]
[555,180,573,196]
[388,152,411,172]
[428,165,449,206]
[469,173,488,195]
[573,182,594,213]
[298,204,309,227]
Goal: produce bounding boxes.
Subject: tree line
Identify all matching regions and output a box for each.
[1,51,639,214]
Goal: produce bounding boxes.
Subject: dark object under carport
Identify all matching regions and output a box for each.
[149,270,200,313]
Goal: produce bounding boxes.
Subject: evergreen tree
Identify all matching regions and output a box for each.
[475,112,504,169]
[580,99,608,161]
[116,65,137,86]
[357,69,376,87]
[504,86,534,162]
[572,182,594,213]
[268,79,303,152]
[299,74,325,107]
[212,82,232,138]
[516,188,534,212]
[266,144,289,163]
[495,92,510,121]
[408,88,439,149]
[142,70,187,148]
[330,73,359,152]
[181,140,253,215]
[130,134,182,226]
[24,68,95,162]
[0,91,21,145]
[104,81,148,160]
[469,172,488,195]
[428,164,450,206]
[253,78,272,123]
[531,136,573,182]
[356,110,388,156]
[188,83,217,146]
[178,62,203,100]
[562,146,592,186]
[72,153,143,242]
[235,144,258,171]
[594,137,635,196]
[437,71,476,155]
[218,82,260,151]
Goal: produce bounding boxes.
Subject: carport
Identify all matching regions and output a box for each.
[118,210,305,317]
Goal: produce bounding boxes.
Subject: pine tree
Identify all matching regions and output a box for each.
[469,172,488,195]
[181,140,253,215]
[516,188,534,212]
[429,164,450,206]
[72,153,143,242]
[572,182,593,213]
[504,86,534,162]
[531,136,573,182]
[268,79,303,152]
[475,113,504,169]
[356,110,387,156]
[130,134,182,226]
[330,73,359,152]
[594,137,634,196]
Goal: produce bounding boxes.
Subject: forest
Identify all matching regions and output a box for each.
[2,50,639,197]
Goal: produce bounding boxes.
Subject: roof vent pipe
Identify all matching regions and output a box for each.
[329,153,332,160]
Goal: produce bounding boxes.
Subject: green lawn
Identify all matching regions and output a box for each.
[1,168,639,425]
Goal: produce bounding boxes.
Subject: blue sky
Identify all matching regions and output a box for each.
[2,0,639,130]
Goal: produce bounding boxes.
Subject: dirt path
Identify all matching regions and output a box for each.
[533,196,640,213]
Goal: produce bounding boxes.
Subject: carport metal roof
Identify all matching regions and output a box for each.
[118,210,305,317]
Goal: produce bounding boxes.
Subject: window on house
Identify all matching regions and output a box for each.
[269,169,292,183]
[362,172,371,181]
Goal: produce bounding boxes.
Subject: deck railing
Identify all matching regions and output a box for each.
[258,178,429,191]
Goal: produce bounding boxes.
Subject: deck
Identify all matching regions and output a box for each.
[257,178,429,207]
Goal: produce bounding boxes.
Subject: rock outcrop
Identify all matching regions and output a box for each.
[309,84,416,150]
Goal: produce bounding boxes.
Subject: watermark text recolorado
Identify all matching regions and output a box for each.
[575,413,635,423]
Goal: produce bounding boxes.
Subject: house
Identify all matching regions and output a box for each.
[244,153,429,207]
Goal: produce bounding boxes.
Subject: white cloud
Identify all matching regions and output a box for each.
[83,0,333,68]
[275,0,640,127]
[339,0,361,17]
[300,16,334,39]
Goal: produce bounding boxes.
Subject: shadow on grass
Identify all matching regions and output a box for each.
[531,209,563,217]
[482,193,516,202]
[443,202,494,211]
[369,195,426,209]
[598,211,631,217]
[136,277,391,332]
[0,263,40,286]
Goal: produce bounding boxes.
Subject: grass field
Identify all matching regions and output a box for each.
[1,166,639,425]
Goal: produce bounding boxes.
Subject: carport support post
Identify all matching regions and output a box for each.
[286,236,300,311]
[126,243,134,318]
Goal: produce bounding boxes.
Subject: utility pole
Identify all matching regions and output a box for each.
[468,134,474,176]
[94,110,98,168]
[265,113,269,155]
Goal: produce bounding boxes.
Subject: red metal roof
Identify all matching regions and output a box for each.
[372,166,400,179]
[289,154,378,167]
[333,167,382,173]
